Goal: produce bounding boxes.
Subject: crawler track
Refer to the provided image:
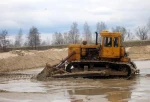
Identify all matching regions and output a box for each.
[53,61,139,79]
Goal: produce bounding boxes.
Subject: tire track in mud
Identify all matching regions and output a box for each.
[0,73,35,81]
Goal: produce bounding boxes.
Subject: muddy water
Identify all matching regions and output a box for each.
[0,61,150,102]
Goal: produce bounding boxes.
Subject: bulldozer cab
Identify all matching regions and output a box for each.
[100,31,121,58]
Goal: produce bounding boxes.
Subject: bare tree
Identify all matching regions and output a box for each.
[96,22,107,43]
[126,30,134,41]
[0,30,9,51]
[83,22,92,43]
[147,18,150,30]
[63,32,69,44]
[68,22,80,44]
[23,42,28,47]
[15,28,23,47]
[112,26,127,42]
[46,37,51,45]
[52,32,63,45]
[135,26,149,40]
[27,26,40,49]
[7,40,14,47]
[147,17,150,39]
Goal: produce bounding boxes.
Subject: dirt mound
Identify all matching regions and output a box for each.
[0,49,67,72]
[10,50,35,56]
[0,52,17,59]
[126,45,150,60]
[126,45,150,54]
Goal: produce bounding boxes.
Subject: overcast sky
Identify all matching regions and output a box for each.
[1,0,150,41]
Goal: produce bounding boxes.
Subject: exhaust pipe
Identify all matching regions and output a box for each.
[95,32,98,45]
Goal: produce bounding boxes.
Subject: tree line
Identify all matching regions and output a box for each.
[52,19,150,45]
[0,26,40,51]
[0,19,150,51]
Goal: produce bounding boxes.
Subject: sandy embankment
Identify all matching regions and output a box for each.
[0,45,150,72]
[126,45,150,60]
[0,49,67,72]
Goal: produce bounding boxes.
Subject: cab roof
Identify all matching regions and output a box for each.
[100,30,121,37]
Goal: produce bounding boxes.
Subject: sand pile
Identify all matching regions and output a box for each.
[126,45,150,60]
[0,49,67,72]
[126,45,150,54]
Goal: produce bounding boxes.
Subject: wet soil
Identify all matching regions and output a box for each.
[0,61,150,102]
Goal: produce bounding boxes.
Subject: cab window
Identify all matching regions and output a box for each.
[104,37,112,47]
[114,37,118,47]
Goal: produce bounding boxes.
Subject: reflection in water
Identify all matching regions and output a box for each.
[106,91,131,102]
[67,80,134,102]
[68,87,129,95]
[66,74,143,102]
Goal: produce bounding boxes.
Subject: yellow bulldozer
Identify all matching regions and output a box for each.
[42,31,139,79]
